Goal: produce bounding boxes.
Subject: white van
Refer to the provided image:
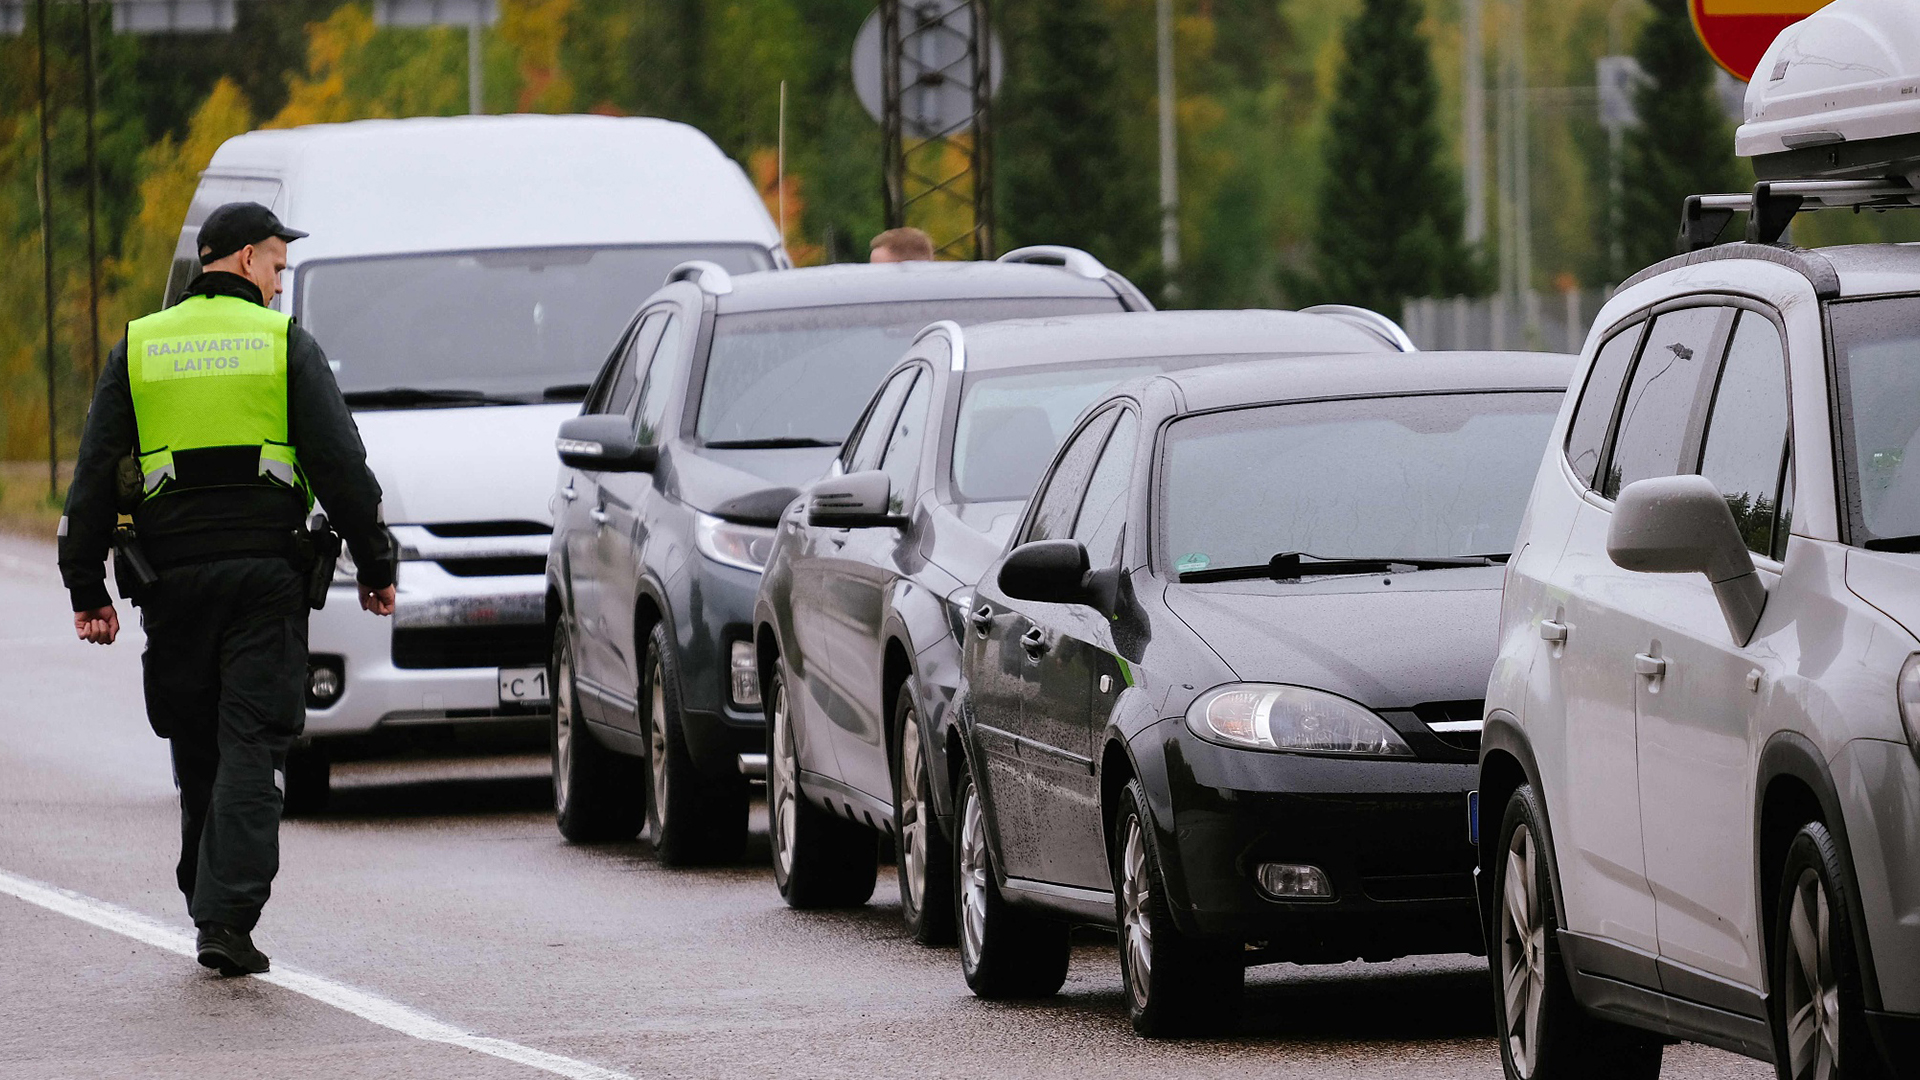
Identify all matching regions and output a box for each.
[171,115,787,808]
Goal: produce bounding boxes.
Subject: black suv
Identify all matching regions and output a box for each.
[545,252,1150,862]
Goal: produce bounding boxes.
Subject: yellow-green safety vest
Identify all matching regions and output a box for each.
[125,294,310,505]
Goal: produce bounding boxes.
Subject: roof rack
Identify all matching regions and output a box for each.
[911,320,969,371]
[664,260,735,296]
[996,245,1112,280]
[1300,304,1418,353]
[1680,178,1920,252]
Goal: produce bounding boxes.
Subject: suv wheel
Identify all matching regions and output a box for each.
[1492,784,1661,1080]
[282,742,331,817]
[643,622,748,865]
[893,685,955,945]
[552,621,646,842]
[767,658,877,906]
[1770,821,1885,1080]
[955,763,1069,998]
[1113,779,1242,1036]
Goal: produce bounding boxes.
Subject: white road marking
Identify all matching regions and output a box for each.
[0,868,633,1080]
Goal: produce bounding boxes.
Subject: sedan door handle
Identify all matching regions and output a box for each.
[1021,627,1049,660]
[1634,653,1667,678]
[1540,619,1567,643]
[969,605,994,636]
[589,507,609,526]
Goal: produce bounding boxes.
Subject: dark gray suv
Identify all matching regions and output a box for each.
[545,253,1150,863]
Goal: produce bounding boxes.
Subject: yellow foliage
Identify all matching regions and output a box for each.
[749,147,823,266]
[500,0,577,112]
[270,3,380,128]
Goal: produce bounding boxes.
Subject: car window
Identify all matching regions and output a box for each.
[1026,409,1120,544]
[1071,410,1139,567]
[1603,306,1731,499]
[1828,297,1920,544]
[590,312,665,416]
[878,371,933,515]
[633,314,684,446]
[1697,311,1791,558]
[848,370,917,474]
[1565,320,1642,489]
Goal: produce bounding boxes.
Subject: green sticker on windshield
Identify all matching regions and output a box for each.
[1176,552,1210,574]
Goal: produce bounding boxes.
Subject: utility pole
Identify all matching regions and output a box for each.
[1462,0,1485,246]
[35,0,57,498]
[468,11,482,114]
[1156,0,1179,286]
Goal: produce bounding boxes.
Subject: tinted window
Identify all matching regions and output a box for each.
[1072,411,1139,566]
[1698,311,1790,557]
[1027,410,1120,544]
[298,245,768,399]
[1160,393,1563,573]
[953,365,1157,502]
[696,297,1118,447]
[1831,297,1920,543]
[593,313,664,416]
[879,371,934,514]
[1566,321,1641,488]
[633,315,685,446]
[1603,306,1730,498]
[848,371,916,474]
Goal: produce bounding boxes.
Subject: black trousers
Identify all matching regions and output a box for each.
[139,556,308,932]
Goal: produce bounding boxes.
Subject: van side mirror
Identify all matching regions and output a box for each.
[997,539,1126,616]
[808,470,907,529]
[1607,475,1767,645]
[556,414,658,473]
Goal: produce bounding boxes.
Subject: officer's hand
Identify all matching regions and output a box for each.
[360,584,396,616]
[74,606,119,645]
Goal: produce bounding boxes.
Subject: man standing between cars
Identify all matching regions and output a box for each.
[869,226,936,262]
[58,202,398,977]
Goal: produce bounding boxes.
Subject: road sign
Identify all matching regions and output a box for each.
[1690,0,1834,82]
[372,0,496,28]
[852,0,1001,139]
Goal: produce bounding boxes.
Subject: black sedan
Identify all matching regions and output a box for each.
[952,351,1573,1036]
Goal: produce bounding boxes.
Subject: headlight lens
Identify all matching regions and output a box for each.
[695,513,777,573]
[1898,654,1920,759]
[1185,683,1414,757]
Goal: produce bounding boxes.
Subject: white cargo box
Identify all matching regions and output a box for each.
[1738,0,1920,178]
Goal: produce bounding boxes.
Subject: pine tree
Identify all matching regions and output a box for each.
[1300,0,1476,318]
[1620,0,1744,273]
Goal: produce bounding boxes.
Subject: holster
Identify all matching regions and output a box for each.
[301,515,343,611]
[111,525,159,606]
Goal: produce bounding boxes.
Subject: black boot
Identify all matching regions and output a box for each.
[195,923,270,977]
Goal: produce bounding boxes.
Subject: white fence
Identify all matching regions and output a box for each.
[1401,288,1617,355]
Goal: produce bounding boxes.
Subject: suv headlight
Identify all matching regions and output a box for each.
[695,513,777,573]
[1185,684,1414,757]
[1898,654,1920,761]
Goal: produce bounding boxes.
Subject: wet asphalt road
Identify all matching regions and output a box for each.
[0,537,1772,1079]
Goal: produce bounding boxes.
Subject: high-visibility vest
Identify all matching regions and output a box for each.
[125,294,309,505]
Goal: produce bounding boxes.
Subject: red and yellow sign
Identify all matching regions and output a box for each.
[1690,0,1834,82]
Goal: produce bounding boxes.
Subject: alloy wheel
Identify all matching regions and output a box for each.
[1501,823,1548,1078]
[648,652,669,832]
[770,676,797,881]
[958,784,989,969]
[1783,868,1841,1080]
[553,642,574,810]
[899,705,928,914]
[1118,814,1152,1008]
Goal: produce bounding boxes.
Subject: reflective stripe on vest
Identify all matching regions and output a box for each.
[126,294,308,504]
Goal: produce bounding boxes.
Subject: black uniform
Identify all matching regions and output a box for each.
[59,271,396,933]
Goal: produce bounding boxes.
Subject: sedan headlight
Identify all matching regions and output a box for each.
[695,513,777,573]
[1898,654,1920,760]
[1185,683,1414,757]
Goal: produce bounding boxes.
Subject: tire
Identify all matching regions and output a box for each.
[893,683,956,946]
[282,742,330,817]
[1491,784,1662,1080]
[955,764,1069,998]
[1112,779,1243,1037]
[767,658,877,907]
[551,621,646,843]
[1769,821,1887,1080]
[643,621,748,866]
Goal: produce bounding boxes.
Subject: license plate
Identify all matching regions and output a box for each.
[498,666,550,706]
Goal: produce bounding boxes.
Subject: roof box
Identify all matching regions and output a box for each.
[1738,0,1920,181]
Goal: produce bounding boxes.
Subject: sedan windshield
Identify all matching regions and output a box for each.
[1159,392,1562,576]
[297,245,769,402]
[1830,297,1920,545]
[695,298,1119,445]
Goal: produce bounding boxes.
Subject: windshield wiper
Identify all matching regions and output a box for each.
[701,437,841,450]
[542,383,591,402]
[1179,551,1501,583]
[1864,534,1920,553]
[342,387,517,408]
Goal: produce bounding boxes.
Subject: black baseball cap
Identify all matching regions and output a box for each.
[197,202,308,265]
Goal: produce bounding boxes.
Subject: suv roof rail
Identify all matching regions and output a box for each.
[1300,304,1418,353]
[911,320,969,371]
[665,260,735,296]
[997,245,1111,279]
[1680,177,1920,251]
[1620,241,1841,299]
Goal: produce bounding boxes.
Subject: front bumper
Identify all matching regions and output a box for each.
[1151,724,1483,963]
[667,554,766,778]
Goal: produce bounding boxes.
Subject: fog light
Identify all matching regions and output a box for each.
[1256,862,1332,900]
[729,641,760,708]
[307,659,344,709]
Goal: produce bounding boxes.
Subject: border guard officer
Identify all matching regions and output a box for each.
[58,202,398,977]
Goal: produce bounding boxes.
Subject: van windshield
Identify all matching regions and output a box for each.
[298,245,770,404]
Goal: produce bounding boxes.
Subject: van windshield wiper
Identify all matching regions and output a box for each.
[1179,551,1503,583]
[1864,534,1920,553]
[342,387,517,408]
[701,436,841,450]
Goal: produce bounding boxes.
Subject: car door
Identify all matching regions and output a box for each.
[1632,307,1792,995]
[1543,303,1734,961]
[970,408,1119,882]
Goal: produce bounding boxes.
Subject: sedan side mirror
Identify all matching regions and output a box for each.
[808,470,907,529]
[556,414,658,473]
[997,539,1126,616]
[1607,475,1767,645]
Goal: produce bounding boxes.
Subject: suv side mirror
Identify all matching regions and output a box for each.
[1607,475,1767,645]
[997,539,1127,616]
[556,414,659,473]
[808,470,907,529]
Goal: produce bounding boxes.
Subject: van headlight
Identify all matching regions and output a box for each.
[695,513,777,573]
[1185,684,1414,757]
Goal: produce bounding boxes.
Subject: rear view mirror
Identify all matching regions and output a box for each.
[808,470,907,529]
[1607,475,1766,645]
[556,414,658,473]
[997,539,1126,616]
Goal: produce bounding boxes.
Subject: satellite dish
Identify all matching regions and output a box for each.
[852,1,1003,139]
